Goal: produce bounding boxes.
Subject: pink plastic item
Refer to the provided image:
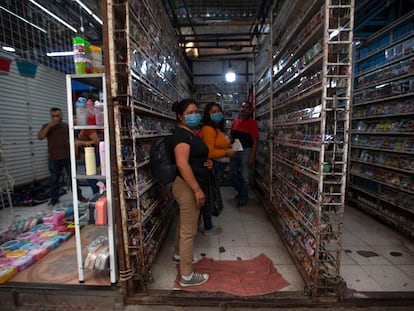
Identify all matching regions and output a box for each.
[42,212,64,226]
[0,257,14,268]
[13,254,35,271]
[28,245,50,261]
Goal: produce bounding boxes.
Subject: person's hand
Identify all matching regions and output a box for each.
[194,188,205,209]
[204,159,213,170]
[48,119,60,127]
[225,148,236,158]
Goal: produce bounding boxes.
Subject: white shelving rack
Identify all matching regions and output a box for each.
[66,73,116,284]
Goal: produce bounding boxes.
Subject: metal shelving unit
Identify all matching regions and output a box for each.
[348,12,414,237]
[105,0,191,289]
[254,0,354,301]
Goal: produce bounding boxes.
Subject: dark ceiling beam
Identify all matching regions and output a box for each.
[181,37,252,43]
[188,44,255,49]
[181,32,254,38]
[195,51,254,61]
[173,20,259,27]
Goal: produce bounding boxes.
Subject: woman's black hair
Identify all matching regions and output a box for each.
[202,102,225,131]
[171,98,196,121]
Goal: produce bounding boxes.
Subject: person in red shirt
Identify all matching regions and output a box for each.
[230,101,259,206]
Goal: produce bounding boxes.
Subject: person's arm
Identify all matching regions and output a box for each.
[248,138,258,166]
[75,130,99,159]
[37,121,58,140]
[76,130,99,147]
[174,142,205,208]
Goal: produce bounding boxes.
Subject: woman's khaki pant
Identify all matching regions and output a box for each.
[172,176,201,276]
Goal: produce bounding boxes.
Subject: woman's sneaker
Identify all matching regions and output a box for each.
[202,226,223,236]
[180,271,209,287]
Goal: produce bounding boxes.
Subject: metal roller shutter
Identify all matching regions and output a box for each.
[0,56,67,190]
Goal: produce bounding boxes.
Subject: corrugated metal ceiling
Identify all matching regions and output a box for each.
[161,0,273,60]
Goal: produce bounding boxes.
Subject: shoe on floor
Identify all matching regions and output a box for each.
[172,255,197,264]
[202,226,223,236]
[237,199,248,207]
[48,199,60,206]
[180,271,209,287]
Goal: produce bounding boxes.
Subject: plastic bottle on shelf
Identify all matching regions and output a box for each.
[94,100,104,126]
[86,99,96,125]
[75,96,87,125]
[85,146,97,175]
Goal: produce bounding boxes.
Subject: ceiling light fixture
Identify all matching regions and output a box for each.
[46,51,74,57]
[2,46,16,52]
[225,61,236,83]
[0,5,47,33]
[29,0,77,32]
[74,0,103,25]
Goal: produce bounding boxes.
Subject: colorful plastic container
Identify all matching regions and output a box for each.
[0,266,17,283]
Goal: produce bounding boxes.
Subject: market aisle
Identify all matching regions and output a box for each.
[149,186,304,291]
[149,186,414,293]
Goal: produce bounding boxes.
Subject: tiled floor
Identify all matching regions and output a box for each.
[1,186,414,293]
[149,187,414,293]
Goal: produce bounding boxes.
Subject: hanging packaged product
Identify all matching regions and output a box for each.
[85,146,97,175]
[90,45,103,73]
[73,37,92,74]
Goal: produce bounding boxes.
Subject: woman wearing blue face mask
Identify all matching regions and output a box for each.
[171,99,212,287]
[199,103,235,235]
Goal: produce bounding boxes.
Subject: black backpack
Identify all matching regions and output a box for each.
[150,135,176,185]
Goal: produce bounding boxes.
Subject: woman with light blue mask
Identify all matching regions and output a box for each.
[170,99,212,287]
[199,103,235,235]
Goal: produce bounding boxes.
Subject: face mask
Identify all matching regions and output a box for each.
[184,113,201,128]
[210,112,224,123]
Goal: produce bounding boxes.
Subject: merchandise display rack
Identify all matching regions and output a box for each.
[254,0,354,301]
[253,33,272,204]
[195,82,249,131]
[347,11,414,237]
[66,73,117,284]
[106,0,192,288]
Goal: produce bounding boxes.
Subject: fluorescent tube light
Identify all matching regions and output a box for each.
[0,5,47,33]
[2,46,16,52]
[74,0,92,15]
[74,0,103,25]
[92,14,103,25]
[47,51,74,57]
[29,0,77,33]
